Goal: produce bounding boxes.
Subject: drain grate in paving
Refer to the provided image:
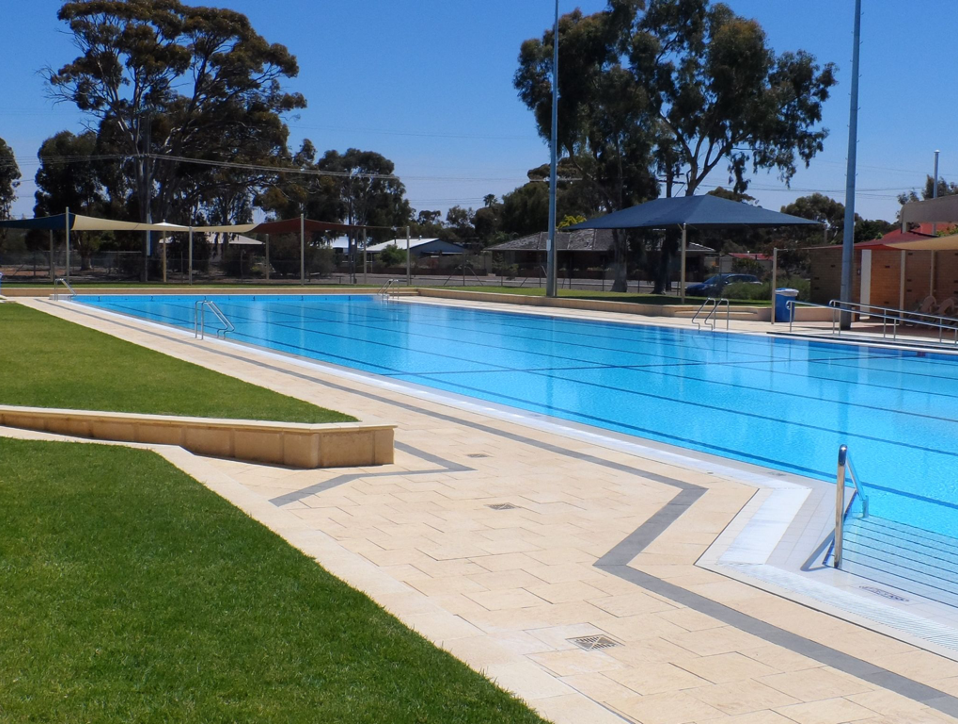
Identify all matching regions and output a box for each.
[467,453,490,458]
[860,585,909,602]
[487,503,519,510]
[568,634,622,651]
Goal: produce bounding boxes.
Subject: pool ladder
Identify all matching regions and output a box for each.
[53,277,77,301]
[378,279,399,297]
[691,297,730,330]
[832,444,870,569]
[193,300,235,339]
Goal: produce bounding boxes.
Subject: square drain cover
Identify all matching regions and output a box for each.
[568,635,621,651]
[487,503,518,510]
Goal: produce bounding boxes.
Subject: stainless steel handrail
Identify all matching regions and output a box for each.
[52,277,77,301]
[378,278,398,296]
[833,444,869,569]
[691,297,730,330]
[194,300,235,339]
[788,298,958,344]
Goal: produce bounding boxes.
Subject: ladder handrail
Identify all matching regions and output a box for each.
[53,277,77,301]
[833,444,870,569]
[691,297,730,331]
[788,298,958,345]
[378,278,398,296]
[194,300,235,339]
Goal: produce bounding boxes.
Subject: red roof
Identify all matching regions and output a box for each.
[728,253,771,260]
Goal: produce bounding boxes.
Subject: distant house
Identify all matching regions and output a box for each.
[485,229,715,279]
[365,237,466,258]
[719,252,772,275]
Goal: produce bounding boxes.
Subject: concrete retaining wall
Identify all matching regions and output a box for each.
[0,405,394,468]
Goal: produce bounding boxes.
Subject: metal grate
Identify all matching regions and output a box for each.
[568,635,621,651]
[860,586,909,602]
[467,453,490,458]
[487,503,518,510]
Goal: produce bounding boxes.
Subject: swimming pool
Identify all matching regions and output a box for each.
[76,293,958,538]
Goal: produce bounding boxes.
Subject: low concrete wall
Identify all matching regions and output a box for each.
[0,405,394,468]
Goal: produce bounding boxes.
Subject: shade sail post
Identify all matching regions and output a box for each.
[406,226,411,286]
[188,227,194,285]
[839,0,862,330]
[265,234,270,281]
[49,230,54,282]
[300,213,305,286]
[362,228,368,285]
[771,248,779,324]
[680,224,687,303]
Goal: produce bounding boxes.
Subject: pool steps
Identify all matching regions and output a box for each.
[840,515,958,608]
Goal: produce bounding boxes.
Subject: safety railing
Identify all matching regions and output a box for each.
[443,264,485,288]
[52,277,77,301]
[691,297,730,331]
[788,299,958,345]
[833,444,870,569]
[193,300,234,340]
[378,278,399,296]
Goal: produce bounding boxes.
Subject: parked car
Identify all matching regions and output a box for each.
[685,273,762,297]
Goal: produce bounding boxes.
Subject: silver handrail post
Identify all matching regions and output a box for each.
[835,444,848,568]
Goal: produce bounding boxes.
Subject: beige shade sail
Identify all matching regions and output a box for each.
[885,234,958,251]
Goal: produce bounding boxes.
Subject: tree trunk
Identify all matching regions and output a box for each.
[611,228,628,292]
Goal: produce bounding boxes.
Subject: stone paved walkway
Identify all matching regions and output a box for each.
[11,296,958,724]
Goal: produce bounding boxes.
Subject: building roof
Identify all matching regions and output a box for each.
[806,227,938,252]
[366,237,465,253]
[485,229,714,254]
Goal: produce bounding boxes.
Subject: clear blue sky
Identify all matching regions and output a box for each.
[3,1,956,222]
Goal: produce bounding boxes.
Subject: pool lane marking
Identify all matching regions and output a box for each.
[86,297,958,407]
[46,299,958,717]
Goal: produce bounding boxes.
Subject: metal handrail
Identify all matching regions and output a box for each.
[833,444,869,569]
[378,278,398,296]
[691,297,730,330]
[53,277,77,301]
[194,300,234,339]
[788,298,958,344]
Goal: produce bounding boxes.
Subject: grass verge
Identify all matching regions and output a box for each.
[0,439,543,723]
[0,303,353,423]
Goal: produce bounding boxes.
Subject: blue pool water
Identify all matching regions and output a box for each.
[77,293,958,538]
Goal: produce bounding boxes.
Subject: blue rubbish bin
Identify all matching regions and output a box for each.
[775,288,799,322]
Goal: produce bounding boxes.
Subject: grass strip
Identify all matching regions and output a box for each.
[0,303,353,423]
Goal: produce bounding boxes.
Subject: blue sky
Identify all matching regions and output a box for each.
[3,1,956,222]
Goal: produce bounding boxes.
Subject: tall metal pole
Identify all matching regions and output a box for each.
[64,206,70,284]
[265,234,270,281]
[931,150,940,295]
[362,228,368,285]
[771,247,779,324]
[300,213,306,286]
[49,230,54,281]
[839,0,862,330]
[405,225,411,286]
[546,0,560,298]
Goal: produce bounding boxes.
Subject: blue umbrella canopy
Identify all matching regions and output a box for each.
[568,195,821,230]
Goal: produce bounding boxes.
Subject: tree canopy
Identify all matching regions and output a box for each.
[0,137,21,221]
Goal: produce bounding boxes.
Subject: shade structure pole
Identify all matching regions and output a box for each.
[49,230,54,281]
[300,213,305,286]
[839,0,862,330]
[931,149,940,296]
[64,206,70,285]
[188,227,194,285]
[406,225,411,286]
[362,228,368,285]
[161,229,168,283]
[265,234,270,281]
[679,223,687,303]
[545,0,560,298]
[771,247,779,324]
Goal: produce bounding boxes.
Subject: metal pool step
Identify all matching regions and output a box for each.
[840,515,958,608]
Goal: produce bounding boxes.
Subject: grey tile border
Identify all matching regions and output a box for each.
[40,299,958,718]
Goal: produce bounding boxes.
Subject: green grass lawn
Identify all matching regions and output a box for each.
[425,285,772,306]
[0,304,353,423]
[0,439,543,723]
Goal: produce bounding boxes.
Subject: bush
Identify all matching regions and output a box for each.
[722,275,810,302]
[377,244,407,267]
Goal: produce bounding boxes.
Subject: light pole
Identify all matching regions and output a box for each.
[930,149,940,294]
[546,0,560,297]
[839,0,862,330]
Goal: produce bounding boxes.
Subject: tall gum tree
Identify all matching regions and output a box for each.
[516,0,837,292]
[46,0,305,277]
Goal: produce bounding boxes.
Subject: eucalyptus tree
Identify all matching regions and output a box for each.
[46,0,306,276]
[516,0,837,290]
[0,137,20,221]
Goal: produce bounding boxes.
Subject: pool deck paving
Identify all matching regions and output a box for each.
[8,295,958,724]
